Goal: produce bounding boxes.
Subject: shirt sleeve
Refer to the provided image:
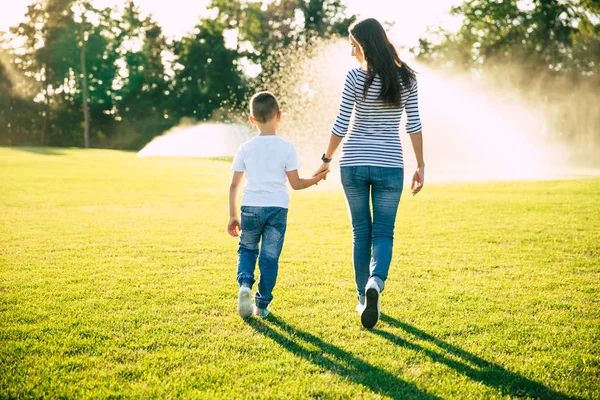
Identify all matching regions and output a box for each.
[231,144,245,171]
[405,80,422,134]
[331,70,356,137]
[285,144,302,172]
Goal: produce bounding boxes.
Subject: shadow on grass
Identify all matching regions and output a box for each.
[10,146,66,156]
[206,156,234,162]
[247,315,440,400]
[376,314,578,400]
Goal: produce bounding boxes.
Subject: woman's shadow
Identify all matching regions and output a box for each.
[247,315,441,399]
[375,314,578,400]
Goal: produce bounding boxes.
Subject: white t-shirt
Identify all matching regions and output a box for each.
[231,135,301,208]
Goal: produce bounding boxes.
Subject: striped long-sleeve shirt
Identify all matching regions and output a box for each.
[331,67,422,168]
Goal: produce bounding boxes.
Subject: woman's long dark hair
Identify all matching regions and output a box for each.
[350,18,416,107]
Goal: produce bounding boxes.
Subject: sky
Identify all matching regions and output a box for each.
[0,0,463,48]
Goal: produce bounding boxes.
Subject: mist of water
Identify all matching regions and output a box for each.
[137,38,600,184]
[137,122,252,158]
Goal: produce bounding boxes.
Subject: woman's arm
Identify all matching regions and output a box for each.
[313,134,343,177]
[405,79,424,196]
[313,70,355,177]
[409,131,424,196]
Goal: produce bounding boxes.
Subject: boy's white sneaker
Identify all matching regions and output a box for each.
[361,280,381,329]
[237,286,253,319]
[253,305,270,319]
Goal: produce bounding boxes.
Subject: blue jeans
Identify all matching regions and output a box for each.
[237,206,288,309]
[341,166,404,297]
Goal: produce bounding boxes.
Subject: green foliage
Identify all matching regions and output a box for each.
[415,0,597,74]
[108,2,174,149]
[0,0,355,149]
[171,17,244,124]
[414,0,600,153]
[300,0,356,37]
[0,148,599,398]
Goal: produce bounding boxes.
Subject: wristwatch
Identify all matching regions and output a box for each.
[321,154,332,163]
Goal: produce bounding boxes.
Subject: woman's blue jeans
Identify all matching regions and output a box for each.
[341,166,404,297]
[237,206,288,309]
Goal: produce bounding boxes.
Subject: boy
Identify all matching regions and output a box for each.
[227,91,329,319]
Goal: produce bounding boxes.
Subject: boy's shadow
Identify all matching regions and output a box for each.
[247,315,441,399]
[376,314,578,400]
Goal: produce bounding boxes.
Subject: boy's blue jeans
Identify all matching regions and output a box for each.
[341,166,404,297]
[237,206,288,309]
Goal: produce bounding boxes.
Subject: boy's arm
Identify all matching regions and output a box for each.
[286,168,329,190]
[227,171,244,237]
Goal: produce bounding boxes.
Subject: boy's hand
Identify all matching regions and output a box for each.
[227,217,241,237]
[312,162,330,180]
[314,168,329,184]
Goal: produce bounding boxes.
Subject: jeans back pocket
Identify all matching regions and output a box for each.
[380,167,404,192]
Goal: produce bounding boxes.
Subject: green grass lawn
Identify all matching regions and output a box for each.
[1,147,599,399]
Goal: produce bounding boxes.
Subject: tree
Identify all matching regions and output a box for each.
[110,1,174,148]
[415,0,599,77]
[9,1,52,146]
[300,0,354,38]
[1,0,355,149]
[199,0,355,113]
[414,0,600,159]
[5,0,168,148]
[0,31,42,146]
[171,16,244,123]
[9,0,98,147]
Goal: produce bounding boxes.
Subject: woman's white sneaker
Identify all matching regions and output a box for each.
[361,280,381,329]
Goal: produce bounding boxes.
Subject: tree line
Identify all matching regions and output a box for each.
[0,0,354,149]
[2,0,599,152]
[414,0,600,156]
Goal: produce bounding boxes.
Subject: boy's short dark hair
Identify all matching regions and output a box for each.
[250,91,280,123]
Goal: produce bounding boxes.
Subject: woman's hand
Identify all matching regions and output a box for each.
[411,166,424,196]
[312,162,330,180]
[313,168,330,184]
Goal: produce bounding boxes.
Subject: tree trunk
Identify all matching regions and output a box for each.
[80,31,90,148]
[41,110,46,146]
[41,85,48,146]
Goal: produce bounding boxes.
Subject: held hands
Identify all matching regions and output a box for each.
[411,166,425,196]
[312,162,330,180]
[313,167,330,185]
[227,216,241,237]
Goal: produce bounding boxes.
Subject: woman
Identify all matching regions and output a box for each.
[314,18,424,329]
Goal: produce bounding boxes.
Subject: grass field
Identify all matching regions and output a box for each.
[1,147,599,399]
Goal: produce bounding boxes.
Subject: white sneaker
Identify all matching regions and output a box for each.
[361,280,381,329]
[356,295,365,314]
[237,286,253,318]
